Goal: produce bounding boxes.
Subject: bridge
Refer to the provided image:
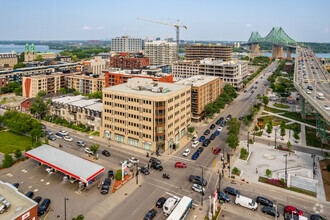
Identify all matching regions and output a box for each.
[246,27,297,59]
[294,47,330,144]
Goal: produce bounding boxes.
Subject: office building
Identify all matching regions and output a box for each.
[175,75,222,121]
[0,51,17,68]
[111,36,142,52]
[101,78,191,152]
[67,74,105,94]
[50,95,102,131]
[144,41,177,66]
[82,57,107,75]
[184,44,232,61]
[172,60,199,78]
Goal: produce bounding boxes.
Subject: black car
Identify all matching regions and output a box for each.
[197,147,204,153]
[256,196,273,207]
[262,207,280,218]
[189,175,207,186]
[151,163,163,171]
[227,114,232,119]
[202,139,210,147]
[38,199,51,216]
[149,157,161,165]
[310,214,326,220]
[108,170,114,179]
[204,129,210,135]
[25,191,34,199]
[218,192,230,202]
[220,121,226,127]
[13,183,19,188]
[239,116,243,120]
[33,196,42,204]
[140,167,150,175]
[101,178,111,194]
[155,197,166,208]
[102,150,111,157]
[210,134,216,140]
[47,135,56,141]
[220,117,224,121]
[224,187,240,196]
[210,124,215,130]
[216,119,221,125]
[144,209,157,220]
[41,124,46,129]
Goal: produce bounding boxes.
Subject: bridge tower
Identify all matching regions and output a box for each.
[251,43,260,53]
[287,48,295,59]
[272,45,283,58]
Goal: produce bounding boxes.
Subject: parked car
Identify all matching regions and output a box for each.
[129,157,139,164]
[192,184,205,195]
[155,197,166,208]
[25,191,34,199]
[220,121,226,127]
[46,130,53,135]
[239,116,243,120]
[12,183,19,188]
[191,152,200,160]
[47,135,56,141]
[310,214,326,220]
[285,205,303,216]
[102,150,111,157]
[59,130,68,136]
[210,124,215,130]
[151,162,163,171]
[140,167,150,175]
[183,149,191,157]
[33,196,42,204]
[144,209,157,220]
[107,170,114,179]
[120,160,132,168]
[76,140,86,147]
[235,195,258,211]
[199,136,206,142]
[224,187,240,196]
[55,133,64,139]
[175,162,186,168]
[149,157,161,164]
[262,207,280,218]
[218,192,230,202]
[41,124,46,129]
[85,147,94,155]
[38,199,51,216]
[189,175,207,186]
[204,129,210,135]
[197,147,204,153]
[216,119,221,125]
[214,130,220,136]
[210,134,216,140]
[213,148,221,155]
[191,135,198,141]
[192,141,199,148]
[202,139,210,147]
[64,136,73,142]
[100,178,111,194]
[256,196,273,207]
[219,117,224,121]
[217,127,223,132]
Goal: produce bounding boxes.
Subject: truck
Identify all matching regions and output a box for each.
[163,196,180,216]
[316,92,324,100]
[235,195,258,211]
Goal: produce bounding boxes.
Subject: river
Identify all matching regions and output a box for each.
[0,44,63,54]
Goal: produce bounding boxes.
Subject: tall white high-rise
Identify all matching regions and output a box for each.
[144,41,177,66]
[111,36,142,52]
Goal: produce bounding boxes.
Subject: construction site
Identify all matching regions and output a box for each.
[184,44,233,61]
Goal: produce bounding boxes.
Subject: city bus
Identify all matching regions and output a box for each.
[166,196,193,220]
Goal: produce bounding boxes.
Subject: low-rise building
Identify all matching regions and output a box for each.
[101,78,191,153]
[0,180,38,220]
[50,95,102,131]
[175,75,222,121]
[57,55,72,62]
[0,51,17,68]
[172,60,199,79]
[67,74,105,94]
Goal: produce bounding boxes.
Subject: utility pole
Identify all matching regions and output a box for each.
[64,198,69,220]
[247,131,250,152]
[284,154,288,186]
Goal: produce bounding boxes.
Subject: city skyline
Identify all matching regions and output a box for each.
[0,0,329,42]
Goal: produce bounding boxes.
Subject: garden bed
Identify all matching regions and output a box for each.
[273,103,290,109]
[305,127,330,150]
[112,175,133,193]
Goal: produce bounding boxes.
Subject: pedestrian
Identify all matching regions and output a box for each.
[256,168,258,174]
[97,181,101,189]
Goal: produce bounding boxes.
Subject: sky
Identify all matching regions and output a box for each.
[0,0,329,42]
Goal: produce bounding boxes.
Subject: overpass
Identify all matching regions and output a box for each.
[294,47,330,143]
[246,27,297,59]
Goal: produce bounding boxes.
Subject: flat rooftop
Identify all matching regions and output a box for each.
[104,78,189,97]
[175,75,220,87]
[52,95,88,104]
[52,95,102,112]
[0,181,37,220]
[25,145,104,182]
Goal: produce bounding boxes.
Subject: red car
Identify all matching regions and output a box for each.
[175,162,187,168]
[285,206,303,216]
[213,148,221,155]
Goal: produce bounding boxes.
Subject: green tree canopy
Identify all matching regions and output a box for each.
[1,81,21,94]
[14,63,26,69]
[226,134,239,149]
[262,96,269,106]
[2,154,14,168]
[29,96,51,119]
[266,121,273,135]
[90,144,100,154]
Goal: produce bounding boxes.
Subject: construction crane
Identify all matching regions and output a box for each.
[137,17,188,58]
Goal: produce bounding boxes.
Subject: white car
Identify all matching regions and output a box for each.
[217,127,223,132]
[129,157,139,164]
[182,149,191,157]
[64,136,73,142]
[85,147,94,155]
[120,160,132,168]
[192,141,199,148]
[306,89,311,94]
[323,105,330,111]
[59,130,68,136]
[192,184,205,195]
[191,135,198,141]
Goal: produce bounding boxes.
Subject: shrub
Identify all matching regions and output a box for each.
[277,145,282,150]
[265,169,272,178]
[280,178,286,186]
[14,149,22,160]
[324,152,329,159]
[2,154,14,168]
[265,178,286,187]
[232,167,241,176]
[115,170,122,181]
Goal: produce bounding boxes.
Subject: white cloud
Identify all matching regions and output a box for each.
[96,26,105,30]
[82,26,92,30]
[324,27,329,33]
[245,24,252,27]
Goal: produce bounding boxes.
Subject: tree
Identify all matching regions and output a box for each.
[2,153,14,168]
[187,127,195,135]
[115,169,122,181]
[30,96,51,119]
[1,81,21,94]
[14,63,26,69]
[227,118,241,136]
[280,127,286,139]
[287,141,292,150]
[265,169,272,178]
[37,90,47,97]
[72,214,84,220]
[220,92,231,103]
[90,144,100,155]
[205,103,217,117]
[226,134,239,149]
[223,84,238,99]
[14,149,22,160]
[34,55,45,62]
[262,96,269,106]
[293,130,300,140]
[266,121,273,136]
[14,86,22,96]
[18,52,25,63]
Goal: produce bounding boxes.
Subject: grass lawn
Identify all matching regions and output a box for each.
[285,123,301,131]
[264,106,287,114]
[260,116,290,128]
[305,127,330,150]
[0,131,32,154]
[91,131,100,136]
[282,112,316,126]
[273,103,290,109]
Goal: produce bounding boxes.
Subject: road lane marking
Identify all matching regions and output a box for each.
[172,155,195,163]
[43,206,52,220]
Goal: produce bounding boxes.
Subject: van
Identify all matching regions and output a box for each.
[235,195,258,211]
[163,196,180,216]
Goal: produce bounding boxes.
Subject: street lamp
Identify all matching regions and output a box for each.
[274,128,278,149]
[64,198,69,220]
[311,154,316,179]
[200,166,204,206]
[247,131,250,153]
[283,154,288,186]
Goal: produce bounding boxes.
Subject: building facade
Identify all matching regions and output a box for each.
[184,44,232,61]
[82,57,107,75]
[0,51,18,68]
[144,41,177,66]
[67,74,105,94]
[172,60,199,78]
[0,75,9,88]
[101,78,191,152]
[110,57,149,69]
[50,95,102,131]
[175,75,222,121]
[111,36,142,52]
